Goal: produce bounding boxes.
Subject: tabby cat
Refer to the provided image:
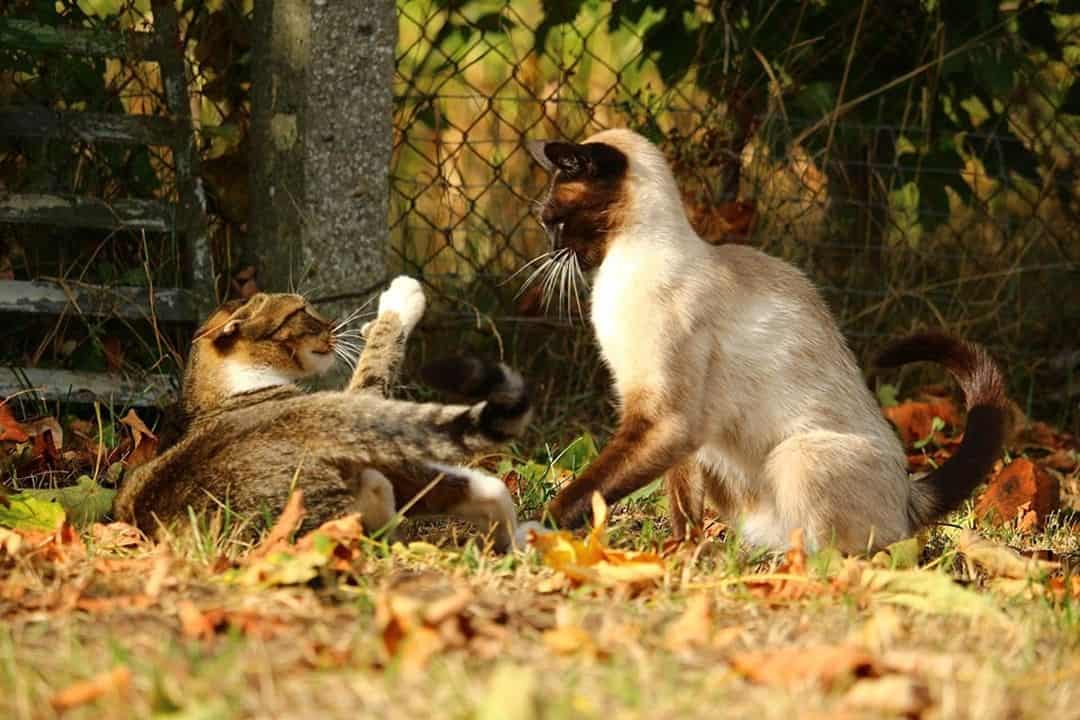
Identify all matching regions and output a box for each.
[113,277,536,550]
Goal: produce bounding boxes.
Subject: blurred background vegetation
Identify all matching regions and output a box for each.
[1,0,1078,437]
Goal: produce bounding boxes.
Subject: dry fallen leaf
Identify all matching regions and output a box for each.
[375,582,479,671]
[90,522,147,550]
[49,665,131,712]
[542,624,597,656]
[530,493,665,588]
[0,401,29,443]
[664,593,713,651]
[248,489,306,561]
[883,398,960,446]
[730,644,879,689]
[957,529,1060,580]
[975,458,1060,529]
[119,409,159,468]
[842,675,932,717]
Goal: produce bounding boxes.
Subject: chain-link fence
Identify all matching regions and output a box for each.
[392,0,1080,431]
[0,1,1077,430]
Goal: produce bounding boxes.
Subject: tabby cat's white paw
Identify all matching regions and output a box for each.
[378,276,426,335]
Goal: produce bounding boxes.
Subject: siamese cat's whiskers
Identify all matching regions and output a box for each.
[502,251,555,287]
[569,252,587,320]
[539,250,564,314]
[514,252,558,300]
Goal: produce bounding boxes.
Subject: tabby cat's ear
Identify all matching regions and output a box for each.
[194,296,267,344]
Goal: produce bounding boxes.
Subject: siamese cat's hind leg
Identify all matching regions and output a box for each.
[665,458,705,542]
[751,431,911,553]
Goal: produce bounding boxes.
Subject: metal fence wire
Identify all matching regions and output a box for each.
[391,1,1080,429]
[0,1,1077,430]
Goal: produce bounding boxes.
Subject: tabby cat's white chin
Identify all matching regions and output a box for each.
[223,361,296,395]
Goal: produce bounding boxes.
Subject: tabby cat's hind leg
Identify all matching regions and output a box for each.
[416,463,522,552]
[354,468,396,537]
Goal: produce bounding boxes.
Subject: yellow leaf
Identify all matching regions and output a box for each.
[530,493,664,588]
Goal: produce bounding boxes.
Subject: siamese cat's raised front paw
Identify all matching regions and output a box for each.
[378,275,426,335]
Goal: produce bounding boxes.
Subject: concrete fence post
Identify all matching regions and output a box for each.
[250,0,394,305]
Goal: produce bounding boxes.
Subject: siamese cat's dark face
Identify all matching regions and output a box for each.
[526,139,629,271]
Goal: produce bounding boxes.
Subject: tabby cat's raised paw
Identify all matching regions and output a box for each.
[377,276,426,335]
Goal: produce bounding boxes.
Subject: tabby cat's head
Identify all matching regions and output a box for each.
[187,294,341,406]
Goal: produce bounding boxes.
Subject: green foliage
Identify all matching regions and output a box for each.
[19,475,116,527]
[0,492,66,531]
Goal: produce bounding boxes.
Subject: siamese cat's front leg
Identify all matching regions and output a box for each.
[546,412,697,529]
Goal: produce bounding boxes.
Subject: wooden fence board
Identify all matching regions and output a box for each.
[1,367,175,406]
[0,18,164,60]
[0,193,174,232]
[0,108,183,146]
[0,280,193,323]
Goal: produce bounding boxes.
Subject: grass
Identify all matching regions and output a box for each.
[3,445,1080,719]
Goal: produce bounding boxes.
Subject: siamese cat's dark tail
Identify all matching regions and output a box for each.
[875,331,1009,527]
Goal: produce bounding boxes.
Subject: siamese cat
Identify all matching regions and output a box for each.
[524,129,1007,553]
[114,277,537,551]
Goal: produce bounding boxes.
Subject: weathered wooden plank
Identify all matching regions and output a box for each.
[0,107,183,146]
[1,368,176,407]
[0,279,194,324]
[0,18,164,60]
[0,193,174,232]
[152,0,215,318]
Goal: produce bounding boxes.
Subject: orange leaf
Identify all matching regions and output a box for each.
[883,399,959,447]
[730,644,879,689]
[49,665,131,712]
[0,402,29,443]
[248,489,306,561]
[530,492,665,588]
[975,458,1060,530]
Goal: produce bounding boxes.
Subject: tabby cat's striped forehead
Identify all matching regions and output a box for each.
[195,293,330,343]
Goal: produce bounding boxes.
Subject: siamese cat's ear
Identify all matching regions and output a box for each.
[526,140,588,177]
[526,140,626,180]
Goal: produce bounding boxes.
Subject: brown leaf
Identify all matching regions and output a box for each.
[49,665,131,712]
[0,401,29,443]
[248,489,306,561]
[23,416,63,450]
[730,644,879,689]
[119,409,159,468]
[101,336,125,372]
[975,458,1060,529]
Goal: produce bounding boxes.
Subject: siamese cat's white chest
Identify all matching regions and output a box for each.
[590,243,670,394]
